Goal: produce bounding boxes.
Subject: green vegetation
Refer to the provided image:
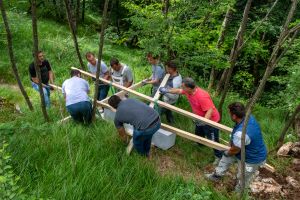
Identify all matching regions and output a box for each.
[1,1,299,199]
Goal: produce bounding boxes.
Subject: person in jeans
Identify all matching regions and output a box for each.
[142,53,165,97]
[62,69,92,124]
[160,60,182,124]
[159,77,222,163]
[205,102,267,193]
[108,95,161,157]
[29,50,54,108]
[85,52,110,100]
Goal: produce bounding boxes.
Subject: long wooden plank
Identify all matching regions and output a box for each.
[94,81,275,172]
[101,81,144,103]
[149,74,170,107]
[72,67,233,133]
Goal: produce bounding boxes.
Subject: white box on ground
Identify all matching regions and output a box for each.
[103,108,116,121]
[152,129,176,150]
[124,123,133,136]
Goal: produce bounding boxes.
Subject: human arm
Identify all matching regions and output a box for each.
[124,81,133,88]
[159,87,182,94]
[204,107,213,120]
[48,70,54,84]
[117,127,129,142]
[225,131,251,156]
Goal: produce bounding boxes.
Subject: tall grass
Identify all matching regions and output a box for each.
[0,10,290,199]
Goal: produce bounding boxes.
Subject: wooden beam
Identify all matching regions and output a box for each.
[71,67,233,133]
[149,74,170,107]
[101,81,144,103]
[95,84,275,172]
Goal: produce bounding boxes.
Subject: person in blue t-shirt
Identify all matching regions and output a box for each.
[205,102,267,192]
[142,53,165,97]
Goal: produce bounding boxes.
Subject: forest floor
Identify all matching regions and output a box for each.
[1,11,299,199]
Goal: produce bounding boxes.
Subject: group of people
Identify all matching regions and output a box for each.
[29,51,267,192]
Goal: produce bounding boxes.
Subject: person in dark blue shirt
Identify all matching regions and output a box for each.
[205,102,267,192]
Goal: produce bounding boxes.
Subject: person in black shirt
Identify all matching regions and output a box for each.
[29,51,54,107]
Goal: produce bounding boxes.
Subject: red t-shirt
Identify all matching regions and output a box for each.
[181,87,220,122]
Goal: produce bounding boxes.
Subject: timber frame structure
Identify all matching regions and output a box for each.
[50,67,274,172]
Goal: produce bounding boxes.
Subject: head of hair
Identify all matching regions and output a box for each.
[70,69,81,77]
[146,52,159,59]
[228,102,245,118]
[85,52,95,58]
[165,60,177,70]
[32,50,43,57]
[108,95,122,109]
[182,77,196,89]
[110,58,120,66]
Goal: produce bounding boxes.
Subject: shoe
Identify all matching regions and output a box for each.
[205,173,221,182]
[213,157,221,166]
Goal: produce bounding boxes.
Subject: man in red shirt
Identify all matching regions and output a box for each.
[160,77,222,163]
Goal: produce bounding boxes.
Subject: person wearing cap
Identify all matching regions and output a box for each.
[108,95,161,157]
[159,77,222,163]
[110,58,133,91]
[62,69,92,124]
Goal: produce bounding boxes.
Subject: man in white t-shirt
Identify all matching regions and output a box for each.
[110,58,133,90]
[62,69,92,124]
[85,52,110,100]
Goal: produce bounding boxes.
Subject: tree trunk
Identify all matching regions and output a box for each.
[0,0,34,111]
[91,0,110,120]
[215,68,228,96]
[277,104,300,148]
[31,0,50,122]
[240,1,298,197]
[64,0,85,70]
[218,0,253,121]
[208,7,233,91]
[76,0,80,25]
[82,0,85,22]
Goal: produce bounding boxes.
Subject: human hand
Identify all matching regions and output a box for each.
[159,87,169,94]
[142,79,148,86]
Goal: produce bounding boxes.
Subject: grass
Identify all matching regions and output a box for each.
[0,10,293,200]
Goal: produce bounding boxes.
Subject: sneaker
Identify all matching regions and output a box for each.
[213,157,221,166]
[205,173,221,182]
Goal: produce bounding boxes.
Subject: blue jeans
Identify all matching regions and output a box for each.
[31,82,50,108]
[195,124,223,158]
[98,84,110,101]
[133,121,161,156]
[66,101,92,124]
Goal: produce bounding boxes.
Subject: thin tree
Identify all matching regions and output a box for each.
[0,0,34,111]
[240,0,299,196]
[91,0,110,120]
[217,0,253,119]
[64,0,85,70]
[208,6,233,91]
[277,104,300,148]
[31,0,50,121]
[215,0,279,96]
